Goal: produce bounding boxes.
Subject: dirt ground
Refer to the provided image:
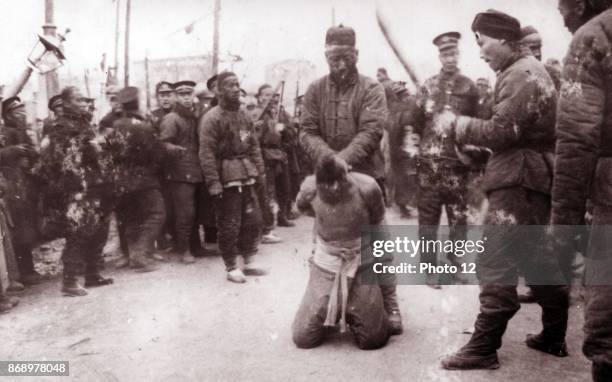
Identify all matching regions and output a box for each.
[0,209,591,382]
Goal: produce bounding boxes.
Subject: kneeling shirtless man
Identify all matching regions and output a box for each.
[292,154,396,350]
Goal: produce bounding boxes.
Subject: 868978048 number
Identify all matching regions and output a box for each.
[1,361,69,376]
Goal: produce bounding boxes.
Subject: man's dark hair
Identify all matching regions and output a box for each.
[316,155,346,185]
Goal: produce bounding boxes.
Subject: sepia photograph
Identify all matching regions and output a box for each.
[0,0,611,381]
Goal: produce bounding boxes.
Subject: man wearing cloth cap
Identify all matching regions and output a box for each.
[0,97,44,287]
[552,1,612,380]
[199,71,266,283]
[438,10,569,370]
[159,81,205,264]
[413,31,480,288]
[107,87,165,272]
[299,25,403,336]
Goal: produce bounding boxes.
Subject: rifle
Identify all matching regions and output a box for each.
[293,80,300,119]
[275,80,286,122]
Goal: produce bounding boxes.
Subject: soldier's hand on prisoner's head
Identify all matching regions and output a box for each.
[333,155,350,174]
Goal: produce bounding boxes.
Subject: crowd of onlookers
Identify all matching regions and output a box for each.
[0,72,317,311]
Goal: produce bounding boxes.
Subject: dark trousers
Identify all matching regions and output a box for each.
[169,182,203,253]
[292,263,390,350]
[6,200,37,276]
[215,185,261,271]
[158,177,176,247]
[116,189,166,259]
[1,205,19,281]
[62,195,114,277]
[464,187,569,355]
[200,186,217,243]
[418,169,468,266]
[266,160,291,218]
[255,179,274,235]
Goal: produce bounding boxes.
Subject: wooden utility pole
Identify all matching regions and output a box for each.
[211,0,220,74]
[144,51,151,111]
[43,0,59,97]
[112,0,121,85]
[124,0,131,87]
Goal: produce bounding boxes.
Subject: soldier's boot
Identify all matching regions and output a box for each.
[593,363,612,382]
[84,274,114,288]
[131,255,160,272]
[380,285,403,336]
[0,295,19,314]
[61,274,88,297]
[7,280,25,292]
[443,284,517,370]
[243,255,268,276]
[527,285,569,356]
[525,333,568,357]
[277,211,295,227]
[441,347,500,370]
